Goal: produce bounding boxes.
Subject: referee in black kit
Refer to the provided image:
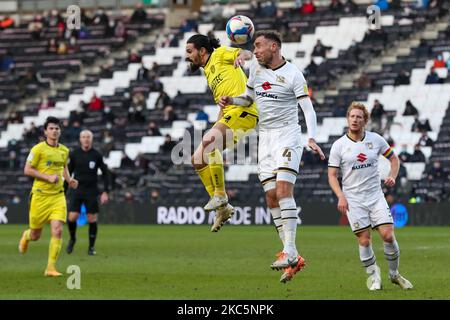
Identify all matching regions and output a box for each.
[66,130,110,255]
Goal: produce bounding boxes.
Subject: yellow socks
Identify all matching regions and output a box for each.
[47,237,62,269]
[195,165,215,197]
[207,149,226,197]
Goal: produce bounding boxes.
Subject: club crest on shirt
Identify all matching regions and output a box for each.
[210,65,215,74]
[353,222,360,229]
[89,161,96,169]
[276,75,286,83]
[365,142,373,149]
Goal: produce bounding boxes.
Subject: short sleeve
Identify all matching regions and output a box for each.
[328,142,341,168]
[292,68,309,99]
[221,46,240,65]
[27,145,41,168]
[375,134,394,159]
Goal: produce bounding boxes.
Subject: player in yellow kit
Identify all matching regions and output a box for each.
[18,116,78,276]
[185,34,258,232]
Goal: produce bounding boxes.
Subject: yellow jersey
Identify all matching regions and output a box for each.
[26,141,69,195]
[203,46,258,116]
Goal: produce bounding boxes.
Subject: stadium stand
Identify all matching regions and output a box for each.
[0,0,449,206]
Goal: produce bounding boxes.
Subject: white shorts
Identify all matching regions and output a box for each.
[346,195,393,233]
[258,124,303,192]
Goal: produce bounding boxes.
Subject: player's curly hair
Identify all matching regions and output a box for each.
[347,102,370,123]
[187,34,220,54]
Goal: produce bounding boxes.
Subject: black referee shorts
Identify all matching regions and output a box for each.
[68,192,99,214]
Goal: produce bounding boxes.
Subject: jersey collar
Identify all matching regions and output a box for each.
[45,140,59,148]
[346,131,366,142]
[266,57,287,71]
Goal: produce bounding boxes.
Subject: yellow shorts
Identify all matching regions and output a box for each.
[217,107,258,145]
[29,192,67,229]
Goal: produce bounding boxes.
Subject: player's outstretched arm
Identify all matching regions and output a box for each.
[328,167,348,215]
[234,49,253,68]
[298,96,325,160]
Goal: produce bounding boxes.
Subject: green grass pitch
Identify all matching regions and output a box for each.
[1,225,449,300]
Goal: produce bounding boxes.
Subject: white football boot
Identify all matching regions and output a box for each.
[390,274,413,290]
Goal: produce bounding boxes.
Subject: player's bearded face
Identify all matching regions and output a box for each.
[185,45,201,72]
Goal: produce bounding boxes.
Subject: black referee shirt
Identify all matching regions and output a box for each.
[68,147,109,196]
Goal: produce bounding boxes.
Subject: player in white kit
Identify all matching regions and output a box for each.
[328,102,413,291]
[219,31,325,283]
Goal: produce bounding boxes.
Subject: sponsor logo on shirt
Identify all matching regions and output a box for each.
[255,91,278,99]
[357,153,367,162]
[262,81,271,90]
[210,73,223,91]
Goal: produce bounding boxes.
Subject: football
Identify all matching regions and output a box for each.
[226,15,255,45]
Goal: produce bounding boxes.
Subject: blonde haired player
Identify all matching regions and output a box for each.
[328,102,413,290]
[19,116,78,276]
[185,34,258,232]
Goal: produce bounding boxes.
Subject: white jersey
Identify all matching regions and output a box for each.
[247,59,309,129]
[328,131,394,201]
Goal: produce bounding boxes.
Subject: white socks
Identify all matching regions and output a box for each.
[359,244,378,275]
[269,207,284,246]
[384,240,400,278]
[279,197,298,256]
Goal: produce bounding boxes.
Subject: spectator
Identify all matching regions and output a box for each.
[102,130,114,156]
[411,116,432,132]
[135,153,150,173]
[124,191,135,203]
[47,38,58,54]
[195,109,209,122]
[147,121,161,136]
[398,144,411,162]
[0,51,14,71]
[394,70,410,86]
[120,153,134,168]
[425,67,441,84]
[28,16,43,40]
[162,106,178,126]
[426,161,445,181]
[102,106,115,125]
[311,40,331,58]
[409,144,426,162]
[370,99,385,133]
[23,122,40,141]
[57,41,68,55]
[284,27,301,43]
[343,0,358,13]
[155,89,171,109]
[304,59,318,77]
[128,50,142,63]
[418,131,434,147]
[0,16,14,30]
[65,120,82,141]
[357,72,372,89]
[88,93,104,111]
[136,62,149,81]
[68,36,80,53]
[403,100,418,116]
[150,189,161,204]
[92,7,109,26]
[261,1,277,18]
[433,54,446,68]
[8,111,22,124]
[114,20,126,39]
[128,92,146,123]
[130,2,147,23]
[38,94,55,110]
[160,134,176,153]
[329,0,344,11]
[301,0,316,14]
